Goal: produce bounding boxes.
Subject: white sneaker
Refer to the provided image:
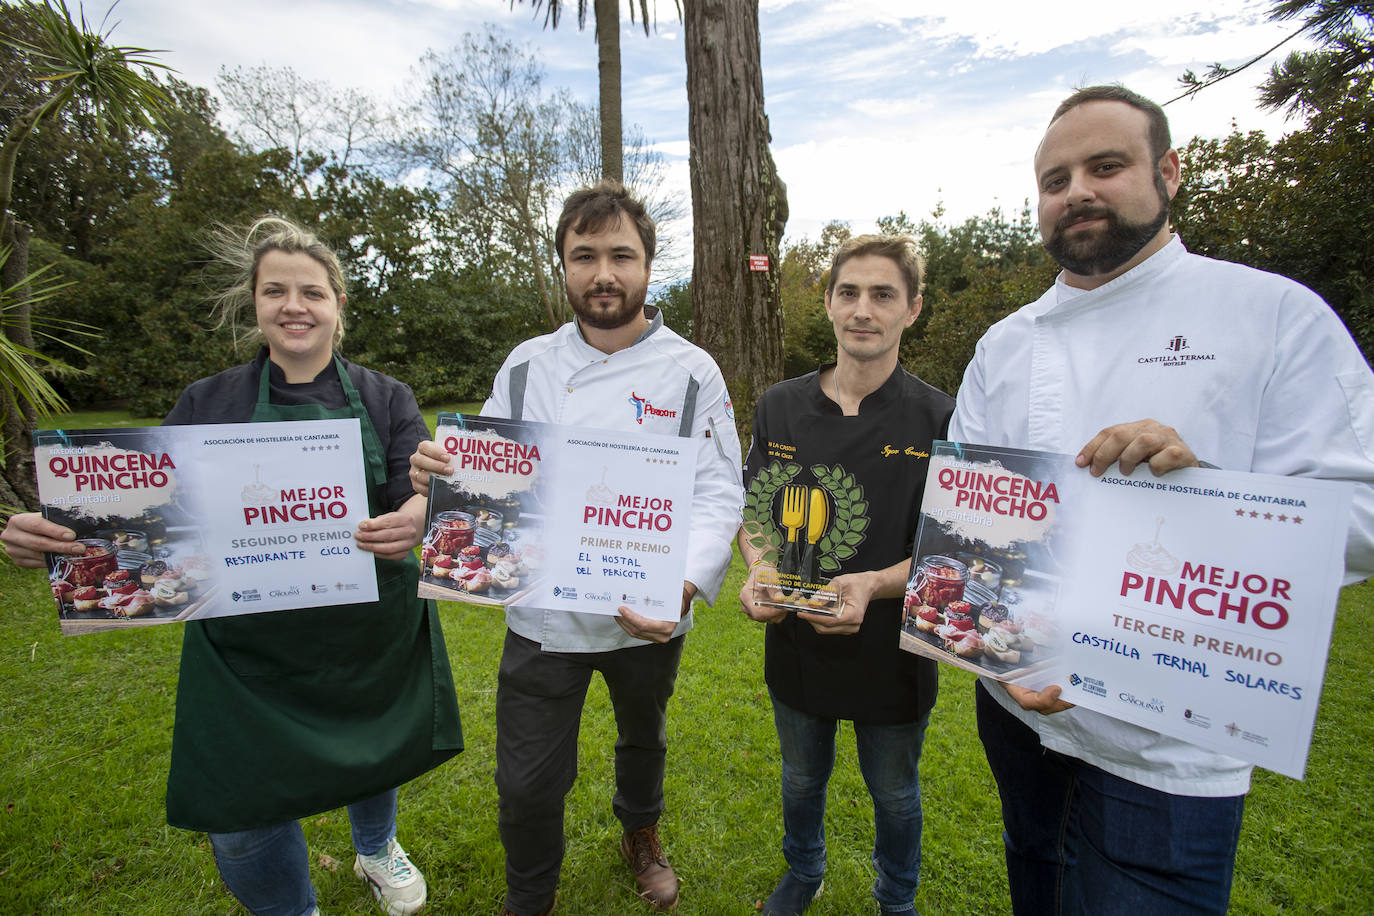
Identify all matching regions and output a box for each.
[353,837,427,916]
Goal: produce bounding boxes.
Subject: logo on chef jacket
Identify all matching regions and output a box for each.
[628,391,678,425]
[723,394,734,420]
[1137,333,1217,367]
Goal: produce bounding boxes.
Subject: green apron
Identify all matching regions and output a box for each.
[166,355,462,833]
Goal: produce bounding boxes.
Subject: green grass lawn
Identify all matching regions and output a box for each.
[419,404,485,435]
[43,407,165,429]
[5,407,1371,913]
[1,553,1370,914]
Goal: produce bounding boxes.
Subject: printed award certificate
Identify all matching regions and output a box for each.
[35,420,378,634]
[418,413,693,622]
[901,440,1351,779]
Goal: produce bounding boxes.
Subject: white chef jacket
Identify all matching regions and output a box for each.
[951,236,1374,796]
[483,306,744,652]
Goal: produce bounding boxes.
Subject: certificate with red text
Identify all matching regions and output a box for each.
[419,414,693,621]
[34,420,378,635]
[902,440,1351,778]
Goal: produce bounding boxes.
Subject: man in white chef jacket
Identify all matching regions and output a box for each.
[950,84,1374,915]
[408,180,743,916]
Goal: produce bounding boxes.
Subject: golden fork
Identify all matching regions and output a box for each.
[780,485,807,575]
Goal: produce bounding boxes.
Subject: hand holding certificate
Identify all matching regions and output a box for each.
[903,441,1351,778]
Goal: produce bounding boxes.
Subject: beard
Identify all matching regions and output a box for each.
[569,281,647,330]
[1045,176,1170,277]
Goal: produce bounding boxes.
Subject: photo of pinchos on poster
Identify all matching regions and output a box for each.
[417,414,546,606]
[899,441,1081,683]
[35,427,218,635]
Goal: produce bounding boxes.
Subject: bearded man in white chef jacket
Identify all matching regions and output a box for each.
[408,181,743,916]
[950,84,1374,916]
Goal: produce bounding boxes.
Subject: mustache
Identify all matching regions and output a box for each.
[1056,206,1113,231]
[588,283,625,296]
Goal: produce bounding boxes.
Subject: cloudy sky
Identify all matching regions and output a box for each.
[108,0,1311,248]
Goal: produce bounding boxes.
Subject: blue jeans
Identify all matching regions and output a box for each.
[975,682,1245,915]
[208,788,399,916]
[770,692,929,914]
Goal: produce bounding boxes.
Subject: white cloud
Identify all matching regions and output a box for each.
[110,0,1318,249]
[647,140,691,159]
[752,0,1316,238]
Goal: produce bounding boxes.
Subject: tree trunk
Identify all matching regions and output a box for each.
[683,0,788,444]
[594,0,623,182]
[524,218,561,331]
[1,214,40,509]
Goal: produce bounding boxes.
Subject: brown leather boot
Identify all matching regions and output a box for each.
[620,824,679,910]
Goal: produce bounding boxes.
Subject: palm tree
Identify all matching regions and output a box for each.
[513,0,786,441]
[1168,0,1373,111]
[0,0,171,508]
[512,0,674,182]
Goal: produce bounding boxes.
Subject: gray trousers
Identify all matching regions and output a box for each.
[495,629,685,915]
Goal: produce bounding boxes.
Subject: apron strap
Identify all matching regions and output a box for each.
[333,356,387,488]
[253,358,274,415]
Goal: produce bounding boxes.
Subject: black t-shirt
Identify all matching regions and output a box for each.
[743,364,954,724]
[163,348,428,512]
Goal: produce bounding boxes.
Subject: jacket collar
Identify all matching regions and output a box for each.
[808,361,907,414]
[571,305,664,353]
[1035,235,1189,320]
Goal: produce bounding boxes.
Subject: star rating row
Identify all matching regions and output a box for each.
[1233,507,1302,523]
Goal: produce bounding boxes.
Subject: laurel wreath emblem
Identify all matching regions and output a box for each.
[741,460,870,573]
[741,460,800,565]
[809,462,869,573]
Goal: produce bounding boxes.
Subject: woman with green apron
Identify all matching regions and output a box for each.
[2,217,461,916]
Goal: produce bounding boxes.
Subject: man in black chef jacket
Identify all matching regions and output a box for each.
[738,234,954,915]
